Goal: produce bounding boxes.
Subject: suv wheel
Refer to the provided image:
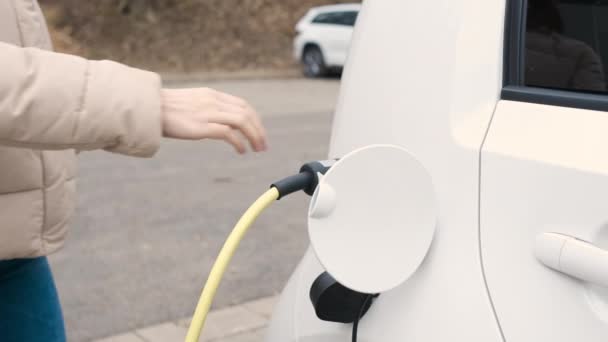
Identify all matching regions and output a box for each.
[302,46,328,78]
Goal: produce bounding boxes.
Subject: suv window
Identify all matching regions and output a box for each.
[525,0,608,93]
[312,11,358,26]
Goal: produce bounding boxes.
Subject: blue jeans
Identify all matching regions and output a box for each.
[0,257,66,342]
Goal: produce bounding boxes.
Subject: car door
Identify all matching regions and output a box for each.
[481,0,608,341]
[312,11,357,66]
[330,11,357,65]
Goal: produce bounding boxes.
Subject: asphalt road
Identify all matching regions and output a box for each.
[48,78,340,341]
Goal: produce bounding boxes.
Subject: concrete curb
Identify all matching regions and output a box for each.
[95,295,279,342]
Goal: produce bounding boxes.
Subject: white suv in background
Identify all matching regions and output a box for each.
[294,4,361,77]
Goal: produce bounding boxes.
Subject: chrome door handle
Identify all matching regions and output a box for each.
[535,232,608,287]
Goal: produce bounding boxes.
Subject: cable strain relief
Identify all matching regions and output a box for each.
[271,172,315,200]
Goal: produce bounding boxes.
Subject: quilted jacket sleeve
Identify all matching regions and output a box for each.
[0,41,162,157]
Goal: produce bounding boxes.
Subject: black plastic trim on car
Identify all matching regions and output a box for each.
[502,86,608,112]
[503,0,526,87]
[501,0,608,112]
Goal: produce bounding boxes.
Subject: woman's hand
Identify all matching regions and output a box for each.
[161,88,268,154]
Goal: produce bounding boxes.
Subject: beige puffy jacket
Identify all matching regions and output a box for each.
[0,0,163,260]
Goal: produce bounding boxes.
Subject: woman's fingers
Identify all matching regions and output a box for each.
[215,92,268,147]
[244,109,267,150]
[160,88,268,155]
[210,103,266,151]
[206,123,246,154]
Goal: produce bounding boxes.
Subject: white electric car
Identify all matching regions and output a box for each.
[294,4,361,77]
[268,0,608,341]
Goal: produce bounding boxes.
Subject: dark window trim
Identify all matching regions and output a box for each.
[503,86,608,111]
[501,0,608,112]
[312,11,358,26]
[503,0,526,86]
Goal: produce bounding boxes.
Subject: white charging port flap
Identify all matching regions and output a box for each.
[307,144,437,294]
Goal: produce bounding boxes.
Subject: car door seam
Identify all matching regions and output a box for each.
[478,98,507,341]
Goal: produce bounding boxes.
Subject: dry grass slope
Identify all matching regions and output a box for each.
[40,0,359,72]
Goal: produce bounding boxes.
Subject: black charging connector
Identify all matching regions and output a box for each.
[310,272,379,342]
[298,159,337,195]
[271,159,338,199]
[309,272,377,324]
[270,172,314,199]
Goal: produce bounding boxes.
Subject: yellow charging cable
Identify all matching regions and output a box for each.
[185,187,280,342]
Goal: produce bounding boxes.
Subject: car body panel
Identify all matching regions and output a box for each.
[480,99,608,341]
[268,0,506,340]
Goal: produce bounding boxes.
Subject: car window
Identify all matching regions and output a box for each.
[525,0,608,93]
[312,11,358,26]
[341,11,358,26]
